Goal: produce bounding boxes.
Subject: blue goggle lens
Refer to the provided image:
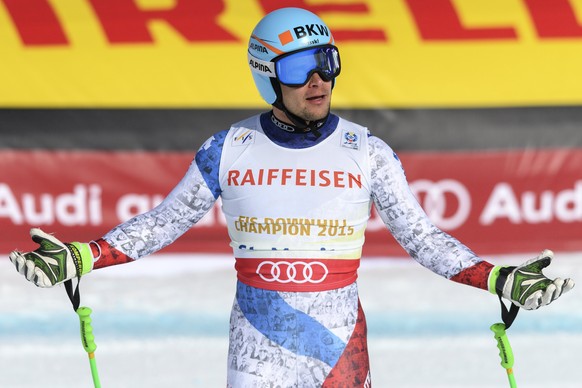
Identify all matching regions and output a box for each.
[275,46,341,86]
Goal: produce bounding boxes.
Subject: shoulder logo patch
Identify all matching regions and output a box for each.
[232,129,255,147]
[341,129,360,150]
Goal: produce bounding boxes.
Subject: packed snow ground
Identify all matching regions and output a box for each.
[1,251,581,387]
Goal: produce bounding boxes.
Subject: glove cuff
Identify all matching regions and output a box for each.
[69,242,94,276]
[488,265,516,295]
[488,266,502,295]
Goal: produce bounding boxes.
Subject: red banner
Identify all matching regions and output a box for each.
[2,149,581,256]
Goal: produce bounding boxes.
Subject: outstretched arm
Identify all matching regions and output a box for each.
[9,132,225,286]
[368,135,486,286]
[368,135,574,308]
[99,159,217,262]
[97,131,225,266]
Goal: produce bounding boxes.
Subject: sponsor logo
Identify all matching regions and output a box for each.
[0,183,103,226]
[0,183,168,226]
[409,179,471,230]
[279,24,330,45]
[257,260,329,284]
[248,58,273,75]
[271,114,295,132]
[227,168,363,189]
[249,42,267,53]
[480,181,582,224]
[407,179,582,229]
[11,2,582,47]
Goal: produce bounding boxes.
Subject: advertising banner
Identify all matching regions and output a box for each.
[2,148,581,256]
[3,0,582,107]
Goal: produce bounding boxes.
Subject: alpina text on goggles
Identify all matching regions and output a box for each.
[249,45,341,86]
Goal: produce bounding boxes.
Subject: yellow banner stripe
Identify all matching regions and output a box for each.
[2,0,582,107]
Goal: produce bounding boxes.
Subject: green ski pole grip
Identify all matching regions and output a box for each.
[77,307,97,354]
[490,323,514,369]
[491,323,517,387]
[76,306,102,388]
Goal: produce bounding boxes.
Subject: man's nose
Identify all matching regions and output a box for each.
[307,72,325,85]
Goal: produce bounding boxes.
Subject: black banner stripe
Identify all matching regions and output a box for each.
[1,107,581,151]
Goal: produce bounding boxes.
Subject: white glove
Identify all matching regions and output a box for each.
[490,249,575,310]
[9,228,93,288]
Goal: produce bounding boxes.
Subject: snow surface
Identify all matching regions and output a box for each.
[1,252,581,387]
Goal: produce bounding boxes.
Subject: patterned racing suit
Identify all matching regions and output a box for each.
[90,112,494,387]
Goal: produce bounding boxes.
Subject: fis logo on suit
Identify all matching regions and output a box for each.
[232,129,255,146]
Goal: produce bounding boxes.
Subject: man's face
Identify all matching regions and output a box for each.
[278,72,332,123]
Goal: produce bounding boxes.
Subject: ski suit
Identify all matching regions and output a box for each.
[91,112,493,387]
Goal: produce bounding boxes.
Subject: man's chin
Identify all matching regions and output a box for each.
[301,106,331,123]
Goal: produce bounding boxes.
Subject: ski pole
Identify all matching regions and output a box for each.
[490,323,517,388]
[77,307,102,388]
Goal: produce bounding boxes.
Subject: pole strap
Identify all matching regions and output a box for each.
[64,277,81,312]
[497,294,520,330]
[495,266,520,330]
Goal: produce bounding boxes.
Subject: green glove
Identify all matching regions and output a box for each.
[489,249,575,310]
[9,228,94,288]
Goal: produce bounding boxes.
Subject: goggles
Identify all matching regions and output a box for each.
[249,45,341,86]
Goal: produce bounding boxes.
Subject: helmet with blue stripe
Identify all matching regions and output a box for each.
[248,8,339,106]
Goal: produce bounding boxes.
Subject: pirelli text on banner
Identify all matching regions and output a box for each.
[4,0,582,107]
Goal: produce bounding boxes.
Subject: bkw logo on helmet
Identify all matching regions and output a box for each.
[279,24,331,45]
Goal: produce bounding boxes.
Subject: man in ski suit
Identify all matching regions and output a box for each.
[10,7,574,387]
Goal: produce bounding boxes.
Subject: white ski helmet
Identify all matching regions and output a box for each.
[248,7,341,105]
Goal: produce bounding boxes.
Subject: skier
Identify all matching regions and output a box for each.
[9,7,574,387]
